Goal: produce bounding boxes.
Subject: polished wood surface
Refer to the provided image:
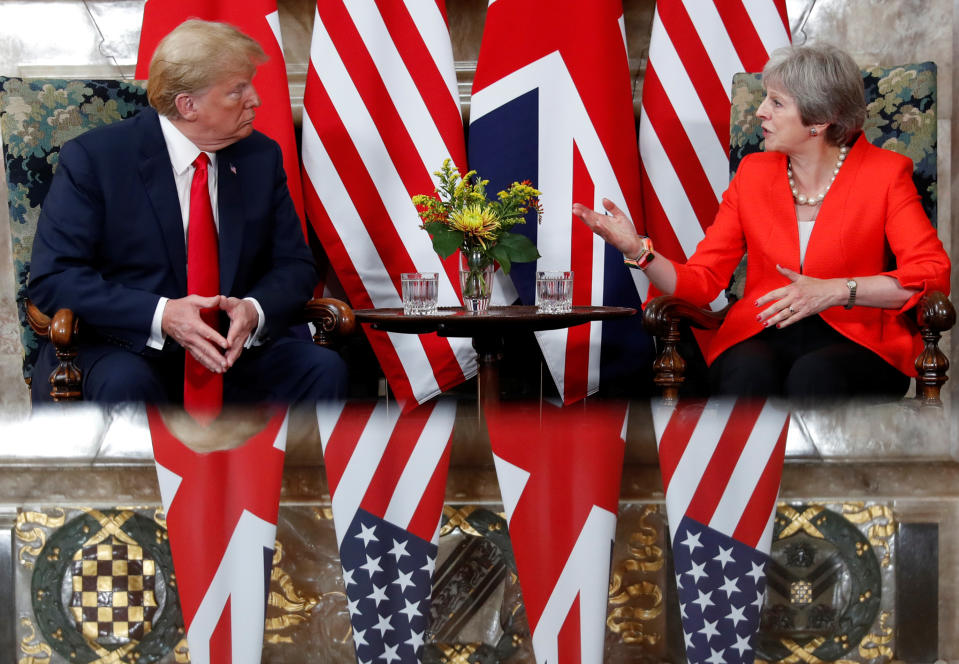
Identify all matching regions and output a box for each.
[354,305,636,337]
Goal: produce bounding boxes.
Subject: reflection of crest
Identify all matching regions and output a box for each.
[756,504,886,662]
[764,532,844,635]
[422,505,526,663]
[28,509,183,663]
[69,542,159,644]
[783,541,817,568]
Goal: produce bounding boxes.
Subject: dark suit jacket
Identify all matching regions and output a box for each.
[672,134,951,376]
[29,107,317,353]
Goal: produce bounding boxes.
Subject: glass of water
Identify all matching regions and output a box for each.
[401,273,438,315]
[536,270,573,313]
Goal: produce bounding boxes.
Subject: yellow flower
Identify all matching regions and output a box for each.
[449,204,500,244]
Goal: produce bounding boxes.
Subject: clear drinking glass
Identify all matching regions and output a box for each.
[401,272,438,315]
[535,270,573,313]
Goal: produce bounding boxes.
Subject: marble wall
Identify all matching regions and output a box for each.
[1,402,958,661]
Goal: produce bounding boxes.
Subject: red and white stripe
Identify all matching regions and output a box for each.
[652,397,789,552]
[301,1,475,405]
[485,400,629,663]
[148,406,289,664]
[317,399,456,545]
[639,0,790,304]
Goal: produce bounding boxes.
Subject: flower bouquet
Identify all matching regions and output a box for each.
[413,159,542,313]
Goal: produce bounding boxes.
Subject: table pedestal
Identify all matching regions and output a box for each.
[354,305,637,404]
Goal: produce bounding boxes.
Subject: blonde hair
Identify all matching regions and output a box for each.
[146,19,267,118]
[762,43,866,146]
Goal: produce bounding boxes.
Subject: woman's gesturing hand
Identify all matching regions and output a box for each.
[755,264,846,328]
[572,198,644,257]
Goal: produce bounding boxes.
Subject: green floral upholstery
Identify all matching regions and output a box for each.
[729,62,937,223]
[0,78,149,383]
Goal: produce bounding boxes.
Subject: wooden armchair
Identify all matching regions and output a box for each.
[643,63,955,406]
[1,77,354,401]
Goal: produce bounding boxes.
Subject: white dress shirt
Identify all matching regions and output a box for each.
[147,115,265,349]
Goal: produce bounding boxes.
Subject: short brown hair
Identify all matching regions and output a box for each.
[146,19,267,118]
[762,44,866,146]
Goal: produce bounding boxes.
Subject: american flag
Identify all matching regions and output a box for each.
[651,397,789,663]
[147,406,289,664]
[301,1,476,405]
[484,399,628,663]
[469,0,654,403]
[317,399,457,663]
[136,0,307,233]
[639,0,789,309]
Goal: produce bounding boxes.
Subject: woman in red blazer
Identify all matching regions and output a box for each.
[574,44,950,401]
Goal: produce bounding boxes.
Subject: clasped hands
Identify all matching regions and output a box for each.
[161,295,258,373]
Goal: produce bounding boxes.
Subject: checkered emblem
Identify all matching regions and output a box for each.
[69,540,159,644]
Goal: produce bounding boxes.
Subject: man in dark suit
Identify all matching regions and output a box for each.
[29,19,347,411]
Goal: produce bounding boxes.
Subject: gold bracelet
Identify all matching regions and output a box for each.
[623,236,654,270]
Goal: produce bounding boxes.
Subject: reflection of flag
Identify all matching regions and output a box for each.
[302,2,475,405]
[147,406,289,664]
[651,397,789,663]
[469,0,654,403]
[640,0,790,299]
[485,400,628,663]
[317,400,456,663]
[135,0,307,233]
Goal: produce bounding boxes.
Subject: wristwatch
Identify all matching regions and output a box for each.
[624,236,655,270]
[844,278,857,309]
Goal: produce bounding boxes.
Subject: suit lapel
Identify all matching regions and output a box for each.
[216,150,243,297]
[761,152,801,271]
[138,109,188,294]
[803,135,866,274]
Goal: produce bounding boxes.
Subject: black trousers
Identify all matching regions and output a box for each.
[709,315,910,403]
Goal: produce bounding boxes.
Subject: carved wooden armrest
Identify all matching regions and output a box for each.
[302,297,356,347]
[914,290,955,406]
[642,295,729,404]
[25,299,83,401]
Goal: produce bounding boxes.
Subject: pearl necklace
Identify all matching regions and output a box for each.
[788,145,849,206]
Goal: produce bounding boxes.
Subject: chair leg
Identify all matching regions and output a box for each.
[915,325,948,406]
[915,291,956,407]
[49,309,82,400]
[652,318,686,404]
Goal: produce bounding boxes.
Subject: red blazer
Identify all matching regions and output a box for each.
[672,134,951,377]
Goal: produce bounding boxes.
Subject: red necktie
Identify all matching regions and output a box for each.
[183,153,222,422]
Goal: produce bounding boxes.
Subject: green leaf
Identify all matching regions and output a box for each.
[489,244,512,274]
[497,232,541,262]
[424,223,463,258]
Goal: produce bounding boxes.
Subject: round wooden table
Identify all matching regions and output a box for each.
[354,305,637,402]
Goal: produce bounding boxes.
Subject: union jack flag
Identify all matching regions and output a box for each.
[640,0,790,308]
[651,397,789,663]
[484,399,628,663]
[136,0,307,233]
[317,399,457,663]
[469,0,654,403]
[301,1,476,405]
[147,406,289,664]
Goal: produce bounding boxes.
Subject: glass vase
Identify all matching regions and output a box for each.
[459,248,494,314]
